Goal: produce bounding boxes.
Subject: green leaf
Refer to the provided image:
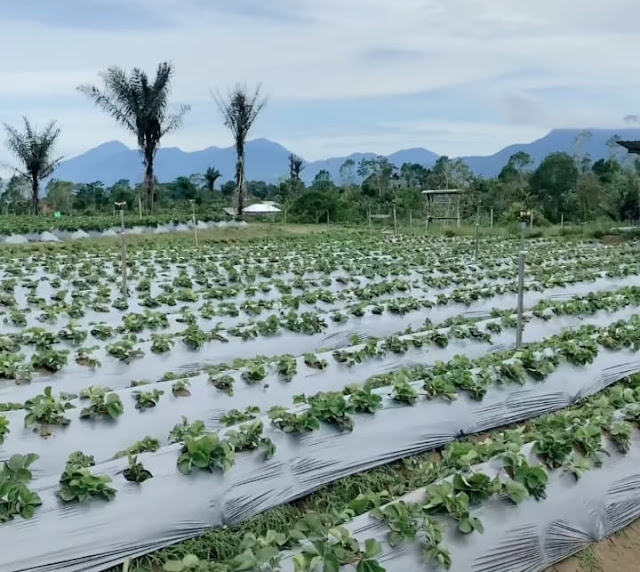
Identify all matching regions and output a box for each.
[505,480,530,504]
[323,555,340,572]
[363,538,383,559]
[229,549,256,571]
[458,518,472,534]
[181,554,200,567]
[162,561,184,572]
[357,561,385,572]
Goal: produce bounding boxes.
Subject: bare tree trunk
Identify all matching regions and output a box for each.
[144,158,154,214]
[31,175,39,215]
[236,143,245,217]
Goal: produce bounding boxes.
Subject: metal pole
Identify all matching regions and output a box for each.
[474,204,480,263]
[393,204,397,234]
[190,200,198,248]
[516,220,526,348]
[368,208,371,228]
[560,212,564,228]
[490,208,494,228]
[115,202,127,299]
[409,211,413,228]
[327,210,330,225]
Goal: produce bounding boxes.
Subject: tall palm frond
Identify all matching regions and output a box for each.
[78,62,190,212]
[213,84,267,215]
[204,167,222,192]
[4,117,62,214]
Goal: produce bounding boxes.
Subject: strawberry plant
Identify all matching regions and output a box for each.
[114,436,161,458]
[0,414,8,444]
[573,423,606,461]
[220,406,260,426]
[292,525,384,572]
[242,359,268,384]
[268,408,320,433]
[172,379,192,397]
[371,501,423,546]
[533,431,573,468]
[225,421,276,459]
[24,386,75,436]
[276,355,297,381]
[452,472,499,505]
[122,312,147,333]
[304,353,328,370]
[169,417,206,444]
[133,389,164,411]
[30,348,69,372]
[609,421,633,452]
[79,391,124,420]
[210,374,234,396]
[0,454,42,522]
[20,327,57,350]
[107,339,144,362]
[391,379,419,405]
[75,345,101,367]
[58,463,116,502]
[66,451,96,468]
[90,323,115,340]
[424,481,484,534]
[79,385,112,399]
[349,387,383,413]
[123,454,153,483]
[182,325,209,350]
[309,393,355,431]
[177,434,236,474]
[503,452,549,500]
[151,333,175,353]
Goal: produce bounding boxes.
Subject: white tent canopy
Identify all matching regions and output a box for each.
[224,203,282,217]
[244,203,281,214]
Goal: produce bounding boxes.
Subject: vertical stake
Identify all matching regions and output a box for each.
[190,200,198,248]
[115,202,127,299]
[516,217,527,348]
[474,204,480,263]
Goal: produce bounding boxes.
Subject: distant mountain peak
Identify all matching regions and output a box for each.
[51,128,640,186]
[92,140,131,152]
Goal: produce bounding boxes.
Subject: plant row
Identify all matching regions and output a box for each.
[141,373,640,572]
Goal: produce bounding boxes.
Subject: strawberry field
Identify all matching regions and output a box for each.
[1,229,640,571]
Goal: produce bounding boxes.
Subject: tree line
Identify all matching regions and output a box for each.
[2,61,639,225]
[1,144,637,227]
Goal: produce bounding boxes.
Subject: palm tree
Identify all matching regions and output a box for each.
[204,167,222,192]
[4,117,62,214]
[78,62,189,213]
[213,84,266,216]
[288,153,304,195]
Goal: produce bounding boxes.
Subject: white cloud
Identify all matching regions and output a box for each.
[0,0,638,164]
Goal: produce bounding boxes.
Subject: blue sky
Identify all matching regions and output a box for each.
[0,0,638,165]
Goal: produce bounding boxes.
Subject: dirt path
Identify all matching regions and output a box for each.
[547,521,640,572]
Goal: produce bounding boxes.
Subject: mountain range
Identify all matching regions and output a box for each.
[52,128,640,187]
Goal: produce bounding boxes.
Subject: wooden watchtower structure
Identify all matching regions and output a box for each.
[421,188,467,229]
